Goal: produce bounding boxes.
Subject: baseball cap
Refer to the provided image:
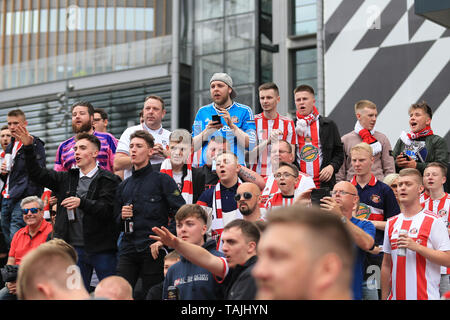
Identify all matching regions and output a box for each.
[210,73,237,99]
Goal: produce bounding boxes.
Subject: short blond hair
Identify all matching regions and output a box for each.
[17,244,77,300]
[350,142,373,157]
[354,100,377,114]
[383,173,399,187]
[399,168,423,185]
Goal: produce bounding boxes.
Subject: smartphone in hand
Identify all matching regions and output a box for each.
[311,188,331,206]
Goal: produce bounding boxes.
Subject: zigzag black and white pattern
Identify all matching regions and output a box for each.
[324,0,450,148]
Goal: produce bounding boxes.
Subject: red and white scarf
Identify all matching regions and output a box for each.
[354,121,382,155]
[211,178,242,247]
[160,158,193,204]
[41,188,52,220]
[296,106,321,188]
[2,140,23,199]
[400,126,434,146]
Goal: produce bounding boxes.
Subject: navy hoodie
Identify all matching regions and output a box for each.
[162,239,225,300]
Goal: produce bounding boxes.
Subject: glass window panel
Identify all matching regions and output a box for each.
[145,8,154,31]
[225,0,254,15]
[15,11,23,35]
[195,19,224,55]
[24,10,31,34]
[296,62,317,79]
[135,8,145,31]
[292,48,317,112]
[125,8,135,31]
[194,90,213,110]
[195,53,223,91]
[195,0,223,21]
[116,8,125,30]
[106,7,115,30]
[225,49,254,86]
[261,0,272,14]
[49,9,58,32]
[97,7,105,30]
[296,48,316,63]
[59,8,67,31]
[295,4,316,22]
[33,10,39,33]
[86,7,95,31]
[294,20,316,35]
[231,85,254,109]
[296,0,316,6]
[6,12,12,35]
[261,50,273,84]
[225,13,254,51]
[40,10,48,33]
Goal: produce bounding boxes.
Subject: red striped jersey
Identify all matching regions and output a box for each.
[264,193,295,211]
[296,116,322,188]
[421,193,450,274]
[383,209,450,300]
[252,113,296,177]
[420,192,430,205]
[259,173,316,217]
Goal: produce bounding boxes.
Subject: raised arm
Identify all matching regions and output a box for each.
[150,226,226,278]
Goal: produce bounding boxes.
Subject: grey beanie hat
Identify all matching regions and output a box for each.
[210,73,237,99]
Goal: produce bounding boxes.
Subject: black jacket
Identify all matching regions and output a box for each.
[224,255,258,300]
[23,144,121,253]
[115,162,186,254]
[1,136,46,201]
[152,162,216,204]
[295,116,344,189]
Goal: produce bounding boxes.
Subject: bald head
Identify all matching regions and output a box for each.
[94,276,133,300]
[236,182,261,219]
[237,182,261,196]
[332,181,359,216]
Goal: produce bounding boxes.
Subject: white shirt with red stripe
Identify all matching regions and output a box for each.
[420,192,430,205]
[383,209,450,300]
[0,151,5,192]
[259,173,316,217]
[421,193,450,274]
[252,113,296,177]
[264,193,295,213]
[296,115,323,188]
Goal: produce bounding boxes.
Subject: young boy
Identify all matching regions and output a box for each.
[422,162,450,296]
[264,162,299,211]
[146,250,180,300]
[162,204,226,300]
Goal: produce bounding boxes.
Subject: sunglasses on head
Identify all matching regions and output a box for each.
[234,192,253,201]
[21,207,40,215]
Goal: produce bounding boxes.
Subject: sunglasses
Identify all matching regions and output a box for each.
[21,207,40,215]
[234,192,253,201]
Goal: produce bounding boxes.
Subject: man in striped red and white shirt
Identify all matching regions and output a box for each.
[381,168,450,300]
[250,83,296,178]
[293,85,343,189]
[264,163,299,212]
[259,140,315,214]
[422,162,450,296]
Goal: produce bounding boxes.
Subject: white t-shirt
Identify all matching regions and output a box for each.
[383,209,450,300]
[117,123,171,179]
